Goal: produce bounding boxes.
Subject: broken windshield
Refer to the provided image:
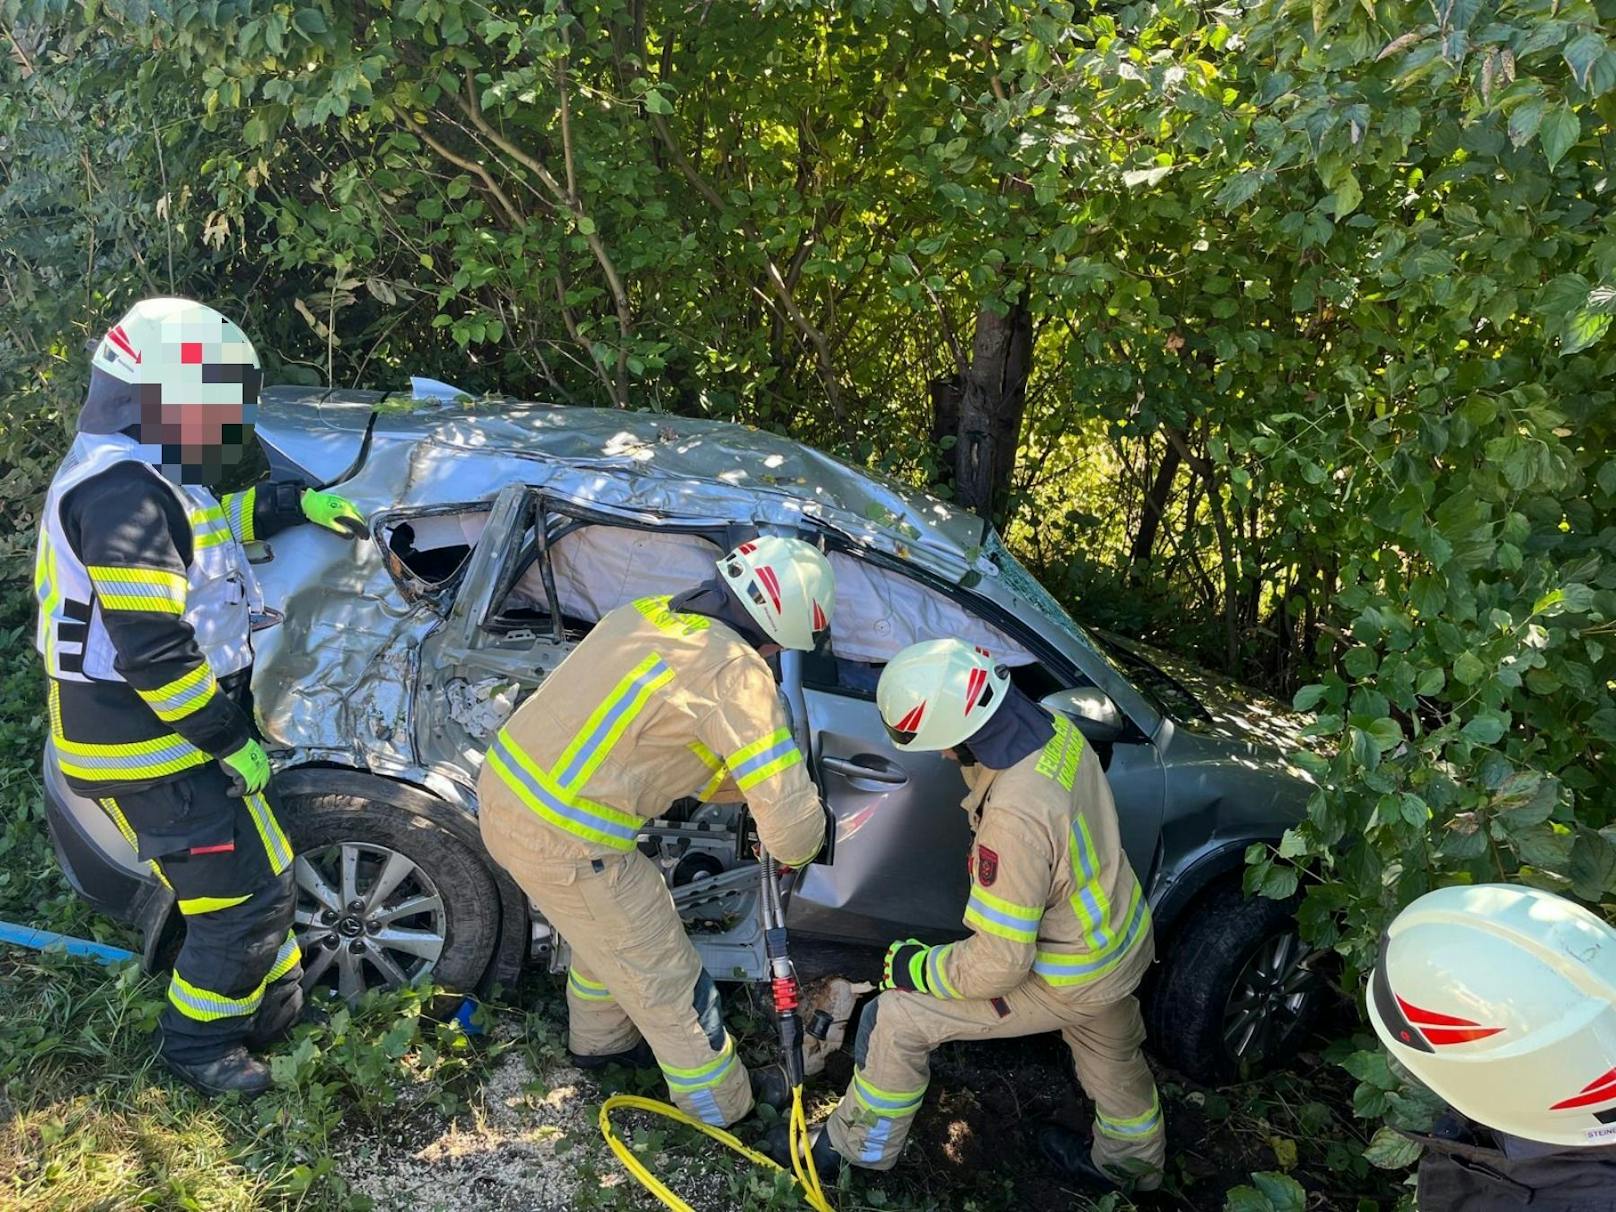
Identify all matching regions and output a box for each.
[980,532,1145,689]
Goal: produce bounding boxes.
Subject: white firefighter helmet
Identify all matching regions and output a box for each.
[717,535,835,652]
[1367,883,1616,1148]
[875,637,1011,752]
[92,296,262,404]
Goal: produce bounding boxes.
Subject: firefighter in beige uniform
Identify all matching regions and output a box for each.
[478,536,835,1127]
[806,639,1164,1189]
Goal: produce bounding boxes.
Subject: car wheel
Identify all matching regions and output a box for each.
[1144,880,1325,1084]
[277,785,500,1006]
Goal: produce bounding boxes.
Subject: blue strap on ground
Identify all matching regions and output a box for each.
[0,920,136,966]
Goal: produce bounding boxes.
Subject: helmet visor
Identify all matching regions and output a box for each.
[882,718,919,748]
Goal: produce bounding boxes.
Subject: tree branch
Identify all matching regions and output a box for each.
[415,124,525,229]
[646,109,844,416]
[457,77,633,406]
[1166,422,1243,670]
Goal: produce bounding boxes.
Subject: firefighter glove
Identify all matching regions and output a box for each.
[301,490,367,539]
[881,938,931,994]
[219,738,272,796]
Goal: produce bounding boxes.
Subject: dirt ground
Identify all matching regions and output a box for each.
[329,985,1393,1212]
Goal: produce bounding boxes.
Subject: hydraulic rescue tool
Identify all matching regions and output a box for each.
[599,848,833,1212]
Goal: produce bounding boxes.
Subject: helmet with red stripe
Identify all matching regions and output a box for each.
[875,638,1010,752]
[717,535,835,652]
[93,297,261,402]
[87,298,263,480]
[1368,883,1616,1147]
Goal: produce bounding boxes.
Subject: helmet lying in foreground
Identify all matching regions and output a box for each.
[1370,883,1616,1148]
[44,385,1320,1084]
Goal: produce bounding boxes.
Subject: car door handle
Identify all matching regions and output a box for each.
[821,754,909,786]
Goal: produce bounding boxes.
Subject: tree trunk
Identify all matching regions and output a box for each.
[1127,437,1182,584]
[929,375,961,463]
[951,293,1033,520]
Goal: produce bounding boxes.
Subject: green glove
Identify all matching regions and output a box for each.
[881,938,931,994]
[301,489,368,539]
[219,738,272,796]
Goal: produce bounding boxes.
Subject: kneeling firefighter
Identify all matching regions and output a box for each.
[34,297,367,1096]
[1369,883,1616,1209]
[775,638,1165,1190]
[478,536,835,1126]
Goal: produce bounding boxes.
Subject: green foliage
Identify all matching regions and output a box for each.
[1223,1171,1306,1212]
[0,947,480,1208]
[7,0,1616,1200]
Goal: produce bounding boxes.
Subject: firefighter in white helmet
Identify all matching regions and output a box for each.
[478,535,835,1127]
[1369,883,1616,1207]
[768,638,1163,1191]
[34,298,366,1097]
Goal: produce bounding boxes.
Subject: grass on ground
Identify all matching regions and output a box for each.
[0,933,1403,1211]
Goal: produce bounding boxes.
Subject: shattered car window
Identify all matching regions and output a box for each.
[981,532,1132,683]
[983,531,1082,634]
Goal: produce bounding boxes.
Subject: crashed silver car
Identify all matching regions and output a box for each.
[44,387,1320,1082]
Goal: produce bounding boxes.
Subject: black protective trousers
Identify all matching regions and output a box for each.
[99,763,303,1064]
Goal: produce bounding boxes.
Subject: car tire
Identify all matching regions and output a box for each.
[1143,880,1322,1085]
[277,781,501,1009]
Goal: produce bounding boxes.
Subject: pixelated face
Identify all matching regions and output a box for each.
[129,323,263,485]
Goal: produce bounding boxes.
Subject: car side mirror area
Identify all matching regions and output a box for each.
[1041,686,1128,747]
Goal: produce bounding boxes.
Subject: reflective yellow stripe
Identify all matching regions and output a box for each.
[729,728,790,768]
[222,487,256,543]
[852,1068,926,1117]
[633,594,710,636]
[98,796,171,890]
[264,932,302,984]
[660,1037,737,1091]
[688,741,729,801]
[189,505,233,550]
[735,748,802,791]
[553,654,674,791]
[925,943,961,999]
[568,969,614,1001]
[35,534,60,673]
[167,932,301,1021]
[244,792,293,875]
[1096,1089,1163,1139]
[136,662,219,723]
[53,694,209,783]
[169,971,263,1021]
[488,733,643,850]
[963,884,1043,944]
[729,728,803,792]
[1068,815,1114,952]
[87,564,187,614]
[1033,884,1151,987]
[177,894,251,916]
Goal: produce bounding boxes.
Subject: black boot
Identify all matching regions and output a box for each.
[1036,1123,1119,1193]
[246,985,327,1052]
[761,1122,846,1182]
[162,1046,273,1099]
[750,1062,793,1116]
[571,1039,658,1071]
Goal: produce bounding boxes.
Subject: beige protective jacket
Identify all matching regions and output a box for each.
[924,713,1152,1003]
[478,595,825,867]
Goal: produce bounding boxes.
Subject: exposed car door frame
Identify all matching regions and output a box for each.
[423,489,791,982]
[795,526,1170,888]
[809,530,1161,739]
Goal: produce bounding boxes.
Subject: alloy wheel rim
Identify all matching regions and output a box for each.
[292,842,446,1002]
[1222,930,1321,1063]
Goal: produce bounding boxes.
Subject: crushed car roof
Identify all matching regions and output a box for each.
[259,387,992,581]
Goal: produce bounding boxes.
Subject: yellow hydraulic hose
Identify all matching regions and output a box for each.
[599,1086,833,1212]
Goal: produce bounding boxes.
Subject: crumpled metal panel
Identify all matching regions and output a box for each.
[249,515,432,765]
[257,387,990,583]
